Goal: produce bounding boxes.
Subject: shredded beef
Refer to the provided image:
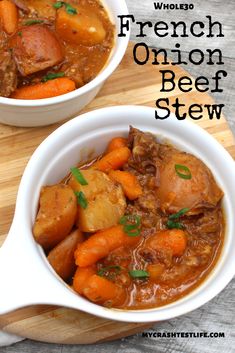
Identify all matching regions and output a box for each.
[127,126,160,174]
[12,0,30,13]
[0,51,18,97]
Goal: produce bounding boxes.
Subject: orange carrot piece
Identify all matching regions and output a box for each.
[73,266,96,295]
[74,225,139,267]
[147,264,165,281]
[11,78,76,99]
[92,147,131,172]
[147,229,187,256]
[0,0,18,34]
[109,170,142,200]
[82,274,125,305]
[106,137,127,153]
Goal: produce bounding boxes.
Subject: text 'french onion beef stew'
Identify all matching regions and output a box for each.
[0,0,114,99]
[33,127,224,309]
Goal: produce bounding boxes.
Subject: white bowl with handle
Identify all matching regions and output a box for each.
[0,0,129,127]
[0,105,235,323]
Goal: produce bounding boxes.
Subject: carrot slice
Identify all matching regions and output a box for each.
[109,170,142,200]
[82,274,125,305]
[146,229,187,256]
[0,0,18,35]
[106,137,127,153]
[73,266,96,295]
[11,78,76,99]
[92,147,131,172]
[74,225,139,267]
[147,264,165,280]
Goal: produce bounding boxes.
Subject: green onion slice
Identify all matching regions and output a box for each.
[65,3,77,14]
[129,270,149,279]
[119,215,141,237]
[167,220,185,230]
[70,167,88,185]
[169,208,189,220]
[175,164,192,180]
[97,266,121,277]
[41,72,65,83]
[75,191,88,209]
[119,215,141,227]
[53,1,64,9]
[53,2,77,14]
[24,19,44,26]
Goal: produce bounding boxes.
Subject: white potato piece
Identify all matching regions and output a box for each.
[69,169,126,232]
[33,184,77,250]
[55,4,106,46]
[47,229,84,281]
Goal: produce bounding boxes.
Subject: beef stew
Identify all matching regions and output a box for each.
[33,127,224,309]
[0,0,114,99]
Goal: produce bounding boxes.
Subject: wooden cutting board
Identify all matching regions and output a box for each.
[0,43,234,344]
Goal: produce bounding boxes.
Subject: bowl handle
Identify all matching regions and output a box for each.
[0,219,74,315]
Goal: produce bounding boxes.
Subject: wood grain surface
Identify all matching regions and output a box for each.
[127,0,235,136]
[0,41,234,348]
[1,0,234,351]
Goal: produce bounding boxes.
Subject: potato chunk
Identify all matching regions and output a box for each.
[23,0,56,19]
[69,170,126,232]
[47,229,84,281]
[10,25,64,76]
[55,4,106,46]
[33,184,77,250]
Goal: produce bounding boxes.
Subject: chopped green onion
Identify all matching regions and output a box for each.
[75,191,88,209]
[53,1,64,9]
[65,3,77,14]
[70,167,88,185]
[119,214,141,237]
[119,215,141,227]
[169,208,189,220]
[167,208,189,229]
[41,72,65,83]
[18,31,22,37]
[123,223,139,232]
[167,220,185,230]
[97,266,121,277]
[129,270,149,279]
[175,164,192,180]
[53,1,77,14]
[24,19,44,26]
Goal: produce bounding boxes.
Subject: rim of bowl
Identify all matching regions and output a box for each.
[0,0,129,107]
[14,105,235,322]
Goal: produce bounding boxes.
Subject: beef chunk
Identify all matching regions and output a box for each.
[64,63,84,88]
[127,126,160,175]
[0,50,18,97]
[12,0,30,13]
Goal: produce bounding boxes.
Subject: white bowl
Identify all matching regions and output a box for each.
[0,0,129,127]
[0,105,235,323]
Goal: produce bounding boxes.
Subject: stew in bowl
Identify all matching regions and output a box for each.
[0,0,114,99]
[33,126,224,310]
